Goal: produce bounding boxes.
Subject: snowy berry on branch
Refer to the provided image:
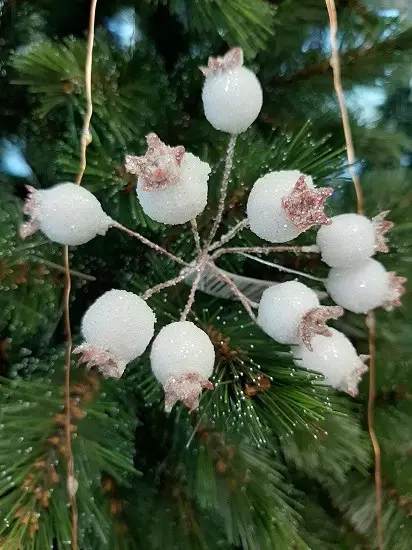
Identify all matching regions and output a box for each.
[150,321,215,412]
[20,183,111,245]
[74,289,156,378]
[201,47,263,134]
[326,258,406,314]
[316,211,393,268]
[292,328,368,397]
[258,280,343,350]
[125,133,211,225]
[247,170,333,243]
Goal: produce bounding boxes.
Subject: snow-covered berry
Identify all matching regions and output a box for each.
[125,133,211,225]
[20,183,111,245]
[74,289,156,378]
[201,47,263,134]
[316,212,393,268]
[247,170,333,243]
[150,321,215,412]
[292,328,368,397]
[258,280,343,350]
[326,258,406,314]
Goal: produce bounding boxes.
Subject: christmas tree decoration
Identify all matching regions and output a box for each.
[326,258,406,313]
[150,321,215,412]
[316,212,393,267]
[247,170,333,243]
[258,280,343,349]
[20,183,111,245]
[201,47,263,134]
[125,133,211,225]
[74,289,156,378]
[292,328,368,396]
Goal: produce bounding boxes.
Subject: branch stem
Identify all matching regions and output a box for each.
[142,267,196,300]
[209,219,249,251]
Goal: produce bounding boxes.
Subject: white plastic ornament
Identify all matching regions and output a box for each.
[200,47,263,134]
[326,258,406,314]
[292,328,368,396]
[20,183,111,245]
[74,289,156,378]
[316,212,393,268]
[125,133,211,225]
[247,170,333,243]
[150,321,215,412]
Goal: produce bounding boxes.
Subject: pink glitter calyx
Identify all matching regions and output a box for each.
[342,356,369,397]
[282,175,333,231]
[200,47,244,77]
[124,133,185,191]
[163,372,214,413]
[383,272,407,311]
[372,210,394,253]
[73,343,127,379]
[298,306,344,351]
[19,185,41,239]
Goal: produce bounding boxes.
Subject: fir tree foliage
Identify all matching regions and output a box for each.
[0,0,412,548]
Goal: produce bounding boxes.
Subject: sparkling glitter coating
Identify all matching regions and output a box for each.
[73,343,126,379]
[199,47,243,76]
[344,357,369,397]
[282,175,333,231]
[125,133,185,191]
[20,185,41,239]
[372,210,394,253]
[383,272,407,311]
[164,372,214,412]
[298,306,344,351]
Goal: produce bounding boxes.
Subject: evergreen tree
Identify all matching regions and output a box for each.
[0,1,411,548]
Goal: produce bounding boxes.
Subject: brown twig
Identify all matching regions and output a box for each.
[325,1,382,548]
[62,1,97,548]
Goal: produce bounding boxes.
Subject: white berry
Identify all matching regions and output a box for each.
[258,281,319,344]
[202,66,263,134]
[137,153,211,225]
[317,213,376,268]
[292,328,367,396]
[21,182,111,245]
[151,321,215,384]
[80,289,156,376]
[247,170,313,242]
[326,258,389,313]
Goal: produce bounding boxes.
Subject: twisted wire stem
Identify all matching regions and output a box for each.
[325,1,382,547]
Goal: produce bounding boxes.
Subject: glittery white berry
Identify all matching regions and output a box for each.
[258,281,319,344]
[125,134,211,225]
[316,212,393,268]
[150,321,215,412]
[74,289,156,378]
[20,183,111,245]
[247,170,333,243]
[292,328,368,396]
[326,258,406,313]
[258,280,343,349]
[201,47,263,134]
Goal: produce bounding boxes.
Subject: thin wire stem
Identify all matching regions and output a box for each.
[75,0,97,186]
[191,218,202,255]
[241,253,326,283]
[209,262,256,322]
[366,311,384,550]
[63,246,78,550]
[325,0,364,215]
[30,256,96,281]
[208,218,249,251]
[212,244,319,260]
[142,267,196,300]
[112,221,188,266]
[181,261,207,321]
[206,134,237,246]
